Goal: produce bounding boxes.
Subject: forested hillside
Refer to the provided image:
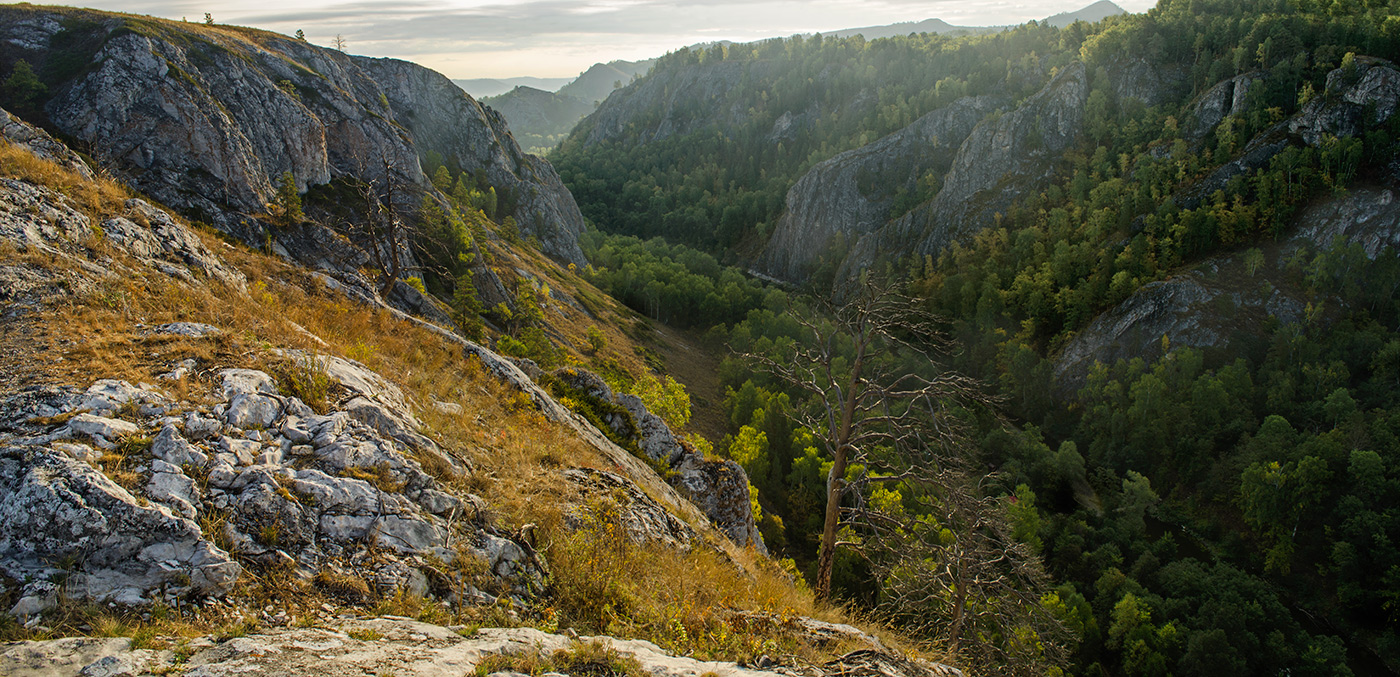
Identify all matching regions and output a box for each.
[556,1,1400,674]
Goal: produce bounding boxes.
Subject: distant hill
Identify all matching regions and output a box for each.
[823,18,987,40]
[482,86,596,155]
[1044,0,1127,27]
[483,59,656,156]
[558,59,656,105]
[454,76,573,98]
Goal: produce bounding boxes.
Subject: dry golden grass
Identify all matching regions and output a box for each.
[0,142,131,218]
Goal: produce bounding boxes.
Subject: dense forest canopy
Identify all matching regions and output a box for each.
[559,0,1400,675]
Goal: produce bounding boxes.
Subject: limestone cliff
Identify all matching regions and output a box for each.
[838,63,1090,282]
[756,95,1004,282]
[1054,186,1400,393]
[0,7,586,265]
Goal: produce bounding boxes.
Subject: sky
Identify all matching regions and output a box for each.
[80,0,1158,79]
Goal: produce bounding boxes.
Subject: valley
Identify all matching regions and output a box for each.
[0,1,1398,676]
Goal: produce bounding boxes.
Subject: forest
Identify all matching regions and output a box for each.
[547,0,1400,674]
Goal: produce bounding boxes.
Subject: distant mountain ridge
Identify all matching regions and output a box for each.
[482,59,655,154]
[819,1,1125,40]
[455,76,573,98]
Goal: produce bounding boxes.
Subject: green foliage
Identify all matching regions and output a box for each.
[585,325,607,354]
[2,60,46,113]
[628,372,691,430]
[727,425,770,488]
[498,327,563,370]
[580,231,773,328]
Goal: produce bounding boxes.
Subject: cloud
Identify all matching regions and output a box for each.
[86,0,1152,78]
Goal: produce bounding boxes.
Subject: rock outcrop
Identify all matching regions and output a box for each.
[355,57,587,265]
[757,96,1004,282]
[550,367,767,553]
[0,617,965,677]
[1054,185,1400,392]
[0,8,587,265]
[838,63,1090,282]
[0,361,540,617]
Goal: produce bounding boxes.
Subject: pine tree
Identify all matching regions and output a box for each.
[272,171,303,226]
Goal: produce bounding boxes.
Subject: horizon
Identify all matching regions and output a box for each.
[76,0,1155,80]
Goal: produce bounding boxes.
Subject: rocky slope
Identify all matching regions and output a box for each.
[1053,59,1400,391]
[0,107,769,650]
[0,6,587,265]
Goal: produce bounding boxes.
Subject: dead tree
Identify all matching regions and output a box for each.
[747,278,984,600]
[332,155,417,299]
[747,277,1070,672]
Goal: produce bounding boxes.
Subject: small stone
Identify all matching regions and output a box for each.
[154,322,221,338]
[219,369,277,399]
[220,437,260,466]
[185,412,221,440]
[225,393,282,430]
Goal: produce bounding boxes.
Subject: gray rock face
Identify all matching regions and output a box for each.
[355,57,588,265]
[547,368,765,553]
[0,352,541,614]
[840,63,1090,282]
[1106,58,1187,108]
[563,467,697,549]
[1291,58,1400,145]
[1182,73,1262,142]
[0,106,94,179]
[0,444,241,605]
[0,8,587,266]
[0,150,245,293]
[757,96,1004,282]
[1055,186,1400,392]
[671,455,765,552]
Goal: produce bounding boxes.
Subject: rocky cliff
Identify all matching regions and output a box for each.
[0,7,587,265]
[756,95,1004,282]
[836,62,1090,282]
[1054,60,1400,391]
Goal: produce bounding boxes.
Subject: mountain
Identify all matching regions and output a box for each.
[482,86,596,155]
[454,75,573,98]
[818,2,1126,40]
[823,18,986,40]
[0,7,943,673]
[558,59,656,104]
[481,59,655,156]
[0,5,587,267]
[1044,0,1128,27]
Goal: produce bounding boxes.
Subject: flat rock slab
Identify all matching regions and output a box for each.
[0,620,804,677]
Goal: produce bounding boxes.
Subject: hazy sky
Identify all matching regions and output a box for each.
[82,0,1157,79]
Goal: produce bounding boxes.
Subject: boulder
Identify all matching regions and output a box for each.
[68,413,139,441]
